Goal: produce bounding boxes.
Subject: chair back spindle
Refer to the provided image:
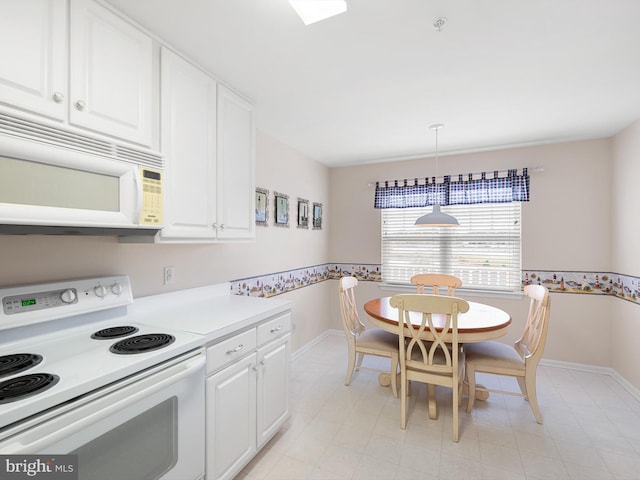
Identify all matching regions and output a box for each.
[410,273,462,296]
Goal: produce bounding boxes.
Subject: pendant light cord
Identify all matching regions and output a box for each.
[434,126,439,178]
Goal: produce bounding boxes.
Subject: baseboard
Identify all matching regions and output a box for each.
[541,358,640,403]
[291,329,342,362]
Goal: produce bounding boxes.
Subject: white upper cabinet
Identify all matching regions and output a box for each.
[157,59,255,243]
[159,47,217,241]
[0,0,67,121]
[69,0,153,146]
[0,0,154,148]
[216,85,255,240]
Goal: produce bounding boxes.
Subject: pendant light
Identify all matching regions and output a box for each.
[415,124,459,226]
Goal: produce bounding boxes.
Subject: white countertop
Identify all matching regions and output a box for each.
[128,283,294,344]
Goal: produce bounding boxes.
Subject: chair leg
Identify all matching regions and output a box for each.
[452,383,459,442]
[390,354,399,398]
[345,349,357,386]
[465,365,476,414]
[400,371,408,429]
[524,374,543,424]
[356,352,365,368]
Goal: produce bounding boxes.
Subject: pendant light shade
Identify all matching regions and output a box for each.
[415,124,459,227]
[415,204,459,226]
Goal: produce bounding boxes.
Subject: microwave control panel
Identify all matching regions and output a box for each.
[140,167,163,225]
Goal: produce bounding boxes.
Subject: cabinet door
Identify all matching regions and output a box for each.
[206,353,257,480]
[0,0,67,120]
[69,0,153,146]
[216,85,255,240]
[159,47,217,241]
[257,335,290,448]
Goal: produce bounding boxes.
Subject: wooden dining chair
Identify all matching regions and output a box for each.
[390,293,470,442]
[410,273,462,296]
[339,276,399,397]
[464,284,551,424]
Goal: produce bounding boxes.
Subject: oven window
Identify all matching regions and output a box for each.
[70,397,178,480]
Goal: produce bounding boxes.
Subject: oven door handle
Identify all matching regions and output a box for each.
[2,351,205,454]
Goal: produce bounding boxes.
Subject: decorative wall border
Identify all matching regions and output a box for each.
[231,264,640,305]
[522,270,639,304]
[231,265,329,297]
[230,263,380,297]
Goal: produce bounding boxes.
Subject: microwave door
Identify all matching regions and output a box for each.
[0,156,136,227]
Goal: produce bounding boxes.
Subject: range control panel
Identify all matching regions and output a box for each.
[3,287,79,315]
[0,275,133,329]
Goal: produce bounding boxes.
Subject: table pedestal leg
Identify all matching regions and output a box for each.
[475,388,490,400]
[462,381,490,401]
[427,384,437,419]
[378,373,391,387]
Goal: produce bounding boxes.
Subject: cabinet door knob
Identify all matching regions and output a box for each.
[220,224,226,230]
[52,92,64,103]
[212,223,218,229]
[270,325,283,333]
[75,100,86,111]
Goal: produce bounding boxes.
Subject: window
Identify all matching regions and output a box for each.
[382,203,521,293]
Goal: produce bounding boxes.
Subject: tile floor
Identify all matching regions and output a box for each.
[237,334,640,480]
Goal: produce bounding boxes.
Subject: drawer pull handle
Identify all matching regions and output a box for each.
[270,325,283,333]
[226,344,244,354]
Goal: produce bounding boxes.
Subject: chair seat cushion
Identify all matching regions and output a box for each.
[464,341,524,370]
[357,328,398,351]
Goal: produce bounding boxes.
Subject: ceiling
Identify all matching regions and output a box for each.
[104,0,640,167]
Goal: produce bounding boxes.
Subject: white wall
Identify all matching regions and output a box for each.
[0,129,332,352]
[329,139,615,368]
[611,119,640,387]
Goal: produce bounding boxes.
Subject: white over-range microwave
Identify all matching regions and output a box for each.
[0,114,163,236]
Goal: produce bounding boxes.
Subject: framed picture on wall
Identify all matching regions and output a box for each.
[312,202,323,230]
[274,192,289,227]
[297,198,309,228]
[255,187,269,226]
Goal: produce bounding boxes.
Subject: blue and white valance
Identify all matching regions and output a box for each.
[374,168,530,209]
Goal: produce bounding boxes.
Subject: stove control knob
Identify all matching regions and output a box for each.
[60,289,77,304]
[94,285,107,298]
[111,283,123,296]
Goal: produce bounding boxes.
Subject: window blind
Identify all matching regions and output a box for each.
[382,203,521,292]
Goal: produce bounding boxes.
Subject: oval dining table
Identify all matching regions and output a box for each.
[363,296,512,415]
[364,296,512,343]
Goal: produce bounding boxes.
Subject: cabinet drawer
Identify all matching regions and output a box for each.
[207,329,257,375]
[257,314,291,346]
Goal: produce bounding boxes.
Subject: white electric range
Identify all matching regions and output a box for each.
[0,275,206,480]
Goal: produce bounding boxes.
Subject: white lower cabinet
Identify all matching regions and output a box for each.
[207,352,257,480]
[206,314,291,480]
[257,336,290,448]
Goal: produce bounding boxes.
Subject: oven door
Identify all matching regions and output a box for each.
[0,348,205,480]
